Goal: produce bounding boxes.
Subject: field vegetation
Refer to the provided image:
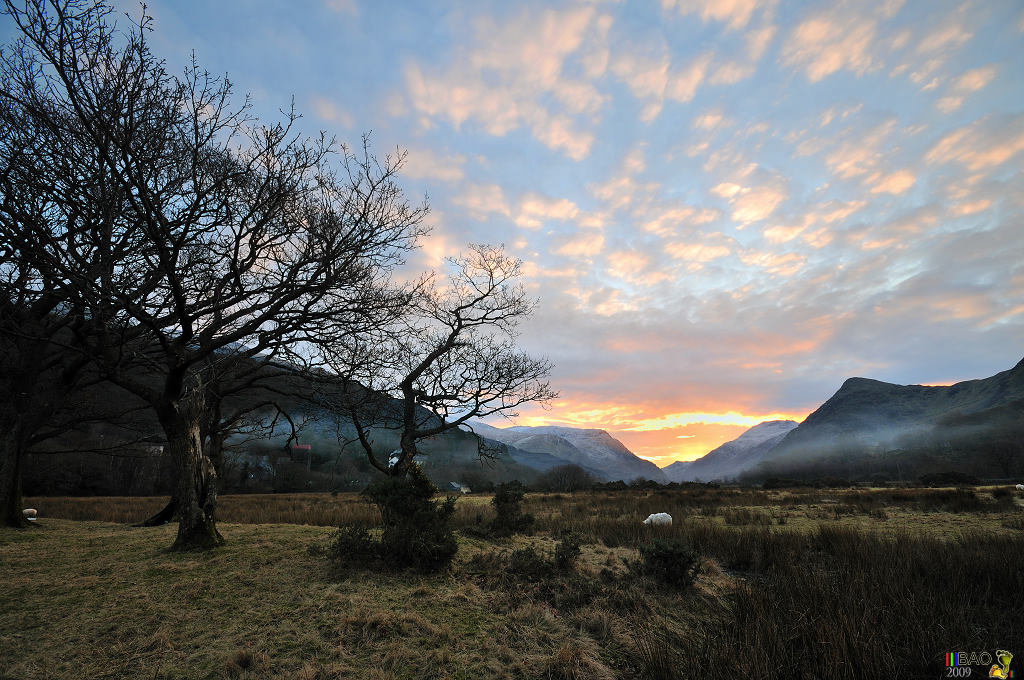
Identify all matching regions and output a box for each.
[3,485,1023,679]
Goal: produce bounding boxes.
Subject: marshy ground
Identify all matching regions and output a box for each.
[3,486,1022,679]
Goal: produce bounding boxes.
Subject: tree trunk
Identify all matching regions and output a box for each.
[0,430,29,528]
[393,431,419,477]
[135,495,178,527]
[158,403,223,551]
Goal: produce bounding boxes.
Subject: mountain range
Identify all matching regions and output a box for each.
[468,421,666,483]
[668,356,1024,482]
[662,420,798,482]
[26,352,1024,494]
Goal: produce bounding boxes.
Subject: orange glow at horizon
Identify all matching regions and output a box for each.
[504,403,811,467]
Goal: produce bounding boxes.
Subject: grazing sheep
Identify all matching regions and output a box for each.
[1016,484,1024,491]
[23,508,37,521]
[642,512,672,526]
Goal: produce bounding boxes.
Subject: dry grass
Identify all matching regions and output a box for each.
[5,485,1023,679]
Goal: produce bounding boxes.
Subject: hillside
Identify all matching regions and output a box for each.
[752,357,1024,480]
[663,420,798,482]
[469,422,666,483]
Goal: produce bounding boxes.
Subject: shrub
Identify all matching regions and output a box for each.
[328,525,379,566]
[762,477,804,489]
[489,481,535,537]
[923,488,985,513]
[361,465,458,572]
[635,539,701,590]
[507,546,553,580]
[555,532,584,571]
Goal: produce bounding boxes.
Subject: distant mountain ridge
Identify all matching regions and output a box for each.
[663,420,798,482]
[468,422,666,482]
[754,357,1024,480]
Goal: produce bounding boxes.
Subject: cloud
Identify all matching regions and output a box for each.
[714,170,788,225]
[739,250,805,276]
[935,65,997,113]
[606,250,671,287]
[669,52,713,102]
[623,410,804,431]
[325,0,357,15]
[951,65,996,92]
[610,46,711,121]
[732,185,787,223]
[664,242,731,263]
[400,147,466,183]
[926,114,1024,171]
[916,21,972,53]
[709,60,755,85]
[400,6,607,159]
[763,200,866,244]
[515,193,581,230]
[661,0,772,31]
[309,96,354,127]
[745,24,777,59]
[868,169,916,195]
[781,10,880,82]
[949,199,991,217]
[555,230,605,258]
[822,117,900,184]
[452,183,511,220]
[693,109,730,131]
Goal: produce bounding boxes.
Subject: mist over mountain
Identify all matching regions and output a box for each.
[468,422,666,483]
[663,420,798,482]
[750,357,1024,481]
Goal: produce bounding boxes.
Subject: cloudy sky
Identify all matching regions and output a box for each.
[10,0,1023,465]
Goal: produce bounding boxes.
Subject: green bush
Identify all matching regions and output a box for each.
[636,539,701,590]
[328,525,378,565]
[554,532,583,571]
[507,546,553,580]
[489,481,535,537]
[361,464,458,572]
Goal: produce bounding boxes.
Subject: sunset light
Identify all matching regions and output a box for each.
[3,0,1020,469]
[2,2,1022,675]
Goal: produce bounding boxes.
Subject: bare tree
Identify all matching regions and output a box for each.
[1,0,425,549]
[323,245,557,477]
[0,5,147,526]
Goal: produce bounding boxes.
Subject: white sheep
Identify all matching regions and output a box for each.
[1016,484,1024,491]
[642,512,672,526]
[23,508,37,521]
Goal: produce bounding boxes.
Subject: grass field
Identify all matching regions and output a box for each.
[3,486,1023,679]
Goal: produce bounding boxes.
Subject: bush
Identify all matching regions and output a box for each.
[361,465,458,572]
[490,481,535,537]
[761,477,804,489]
[636,539,701,590]
[555,532,583,571]
[328,525,378,566]
[507,546,553,580]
